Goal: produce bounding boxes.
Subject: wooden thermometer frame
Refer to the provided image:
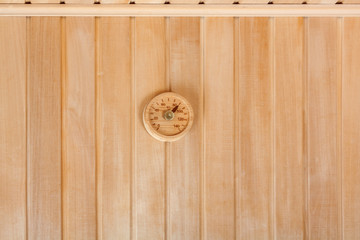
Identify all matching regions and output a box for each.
[143,92,194,142]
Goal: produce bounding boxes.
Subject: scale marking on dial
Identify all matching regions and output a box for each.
[143,92,194,142]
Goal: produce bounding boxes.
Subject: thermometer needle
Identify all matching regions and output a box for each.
[172,103,180,113]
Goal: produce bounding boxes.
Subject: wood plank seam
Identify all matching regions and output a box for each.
[303,16,309,240]
[95,16,101,240]
[130,16,135,240]
[60,16,67,240]
[25,16,29,240]
[165,15,170,240]
[200,16,205,240]
[233,15,239,240]
[337,16,343,240]
[305,16,311,240]
[271,16,275,240]
[339,16,344,240]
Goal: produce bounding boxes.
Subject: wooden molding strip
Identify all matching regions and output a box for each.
[1,4,360,16]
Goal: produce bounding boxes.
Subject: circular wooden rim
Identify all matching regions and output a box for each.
[143,92,194,142]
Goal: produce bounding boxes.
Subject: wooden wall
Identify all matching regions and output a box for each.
[0,16,360,240]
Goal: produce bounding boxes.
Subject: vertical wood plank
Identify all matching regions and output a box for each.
[27,17,61,240]
[274,17,304,240]
[63,17,96,240]
[343,17,360,240]
[308,17,339,240]
[204,17,235,240]
[97,17,132,240]
[0,17,26,240]
[135,17,166,240]
[238,17,273,240]
[169,17,201,240]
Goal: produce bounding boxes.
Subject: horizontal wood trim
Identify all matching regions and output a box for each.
[1,4,360,16]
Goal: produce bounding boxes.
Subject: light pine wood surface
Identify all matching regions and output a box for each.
[97,17,132,240]
[204,17,235,240]
[134,17,167,240]
[63,17,96,240]
[308,17,339,240]
[1,16,360,240]
[343,17,360,240]
[238,17,273,240]
[27,17,62,240]
[0,17,26,240]
[274,17,304,240]
[169,17,202,240]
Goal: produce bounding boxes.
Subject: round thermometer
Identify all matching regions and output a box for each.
[143,92,194,142]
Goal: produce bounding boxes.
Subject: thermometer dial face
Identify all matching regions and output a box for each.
[143,92,194,142]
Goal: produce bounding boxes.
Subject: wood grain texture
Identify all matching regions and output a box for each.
[134,17,167,240]
[134,0,164,4]
[271,0,336,3]
[27,17,61,240]
[272,0,338,2]
[3,15,360,240]
[306,0,337,3]
[100,0,128,4]
[0,0,23,3]
[169,17,201,240]
[30,0,60,4]
[272,0,303,3]
[170,0,200,3]
[343,0,360,3]
[238,0,270,4]
[274,17,304,240]
[343,17,360,240]
[65,0,94,4]
[238,17,273,240]
[308,17,339,240]
[97,17,132,240]
[0,17,26,240]
[204,0,235,3]
[63,17,96,240]
[204,17,235,240]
